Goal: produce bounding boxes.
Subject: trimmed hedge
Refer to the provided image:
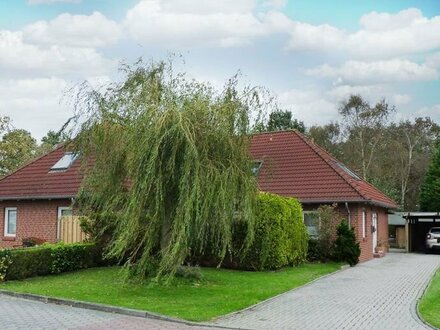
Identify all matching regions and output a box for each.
[235,192,308,270]
[2,243,103,281]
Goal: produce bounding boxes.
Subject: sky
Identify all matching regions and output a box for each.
[0,0,439,140]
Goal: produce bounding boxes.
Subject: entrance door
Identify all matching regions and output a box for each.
[372,213,378,253]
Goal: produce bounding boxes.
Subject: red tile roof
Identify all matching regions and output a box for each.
[0,146,82,200]
[0,130,398,209]
[251,130,399,209]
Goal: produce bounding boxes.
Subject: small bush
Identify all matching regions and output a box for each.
[306,204,340,262]
[22,237,46,247]
[4,243,103,280]
[175,265,203,280]
[235,193,308,270]
[6,247,53,280]
[0,250,12,281]
[333,221,360,266]
[50,243,100,274]
[307,239,324,262]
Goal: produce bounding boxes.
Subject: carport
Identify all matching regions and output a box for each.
[404,212,440,252]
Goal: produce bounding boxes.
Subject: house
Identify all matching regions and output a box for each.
[250,130,398,262]
[0,147,82,248]
[0,130,398,262]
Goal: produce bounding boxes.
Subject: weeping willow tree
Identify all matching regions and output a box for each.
[72,60,270,280]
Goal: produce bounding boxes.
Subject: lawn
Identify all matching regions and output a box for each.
[1,263,340,321]
[419,268,440,328]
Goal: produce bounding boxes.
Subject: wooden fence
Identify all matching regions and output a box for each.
[59,216,88,243]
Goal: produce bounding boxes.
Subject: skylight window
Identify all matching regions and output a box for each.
[337,162,361,180]
[251,161,263,176]
[50,152,78,172]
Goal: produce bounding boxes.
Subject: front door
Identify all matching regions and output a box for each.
[372,213,378,253]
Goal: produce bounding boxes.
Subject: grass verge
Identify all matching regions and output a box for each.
[1,263,340,321]
[419,268,440,328]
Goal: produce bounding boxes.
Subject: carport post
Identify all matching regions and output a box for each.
[405,220,409,253]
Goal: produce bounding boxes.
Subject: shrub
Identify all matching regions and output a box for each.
[22,237,46,247]
[4,243,103,280]
[0,249,12,281]
[175,265,203,280]
[306,204,340,262]
[50,243,101,274]
[236,193,308,270]
[306,239,324,262]
[333,220,360,266]
[6,247,53,280]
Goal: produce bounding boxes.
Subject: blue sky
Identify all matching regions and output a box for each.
[0,0,439,139]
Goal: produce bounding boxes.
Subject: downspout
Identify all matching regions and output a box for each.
[345,202,351,229]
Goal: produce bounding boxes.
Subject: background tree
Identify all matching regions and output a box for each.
[73,61,267,280]
[257,110,305,133]
[0,116,10,133]
[384,118,439,209]
[420,140,440,211]
[339,95,394,180]
[307,122,342,159]
[39,130,68,155]
[0,129,37,176]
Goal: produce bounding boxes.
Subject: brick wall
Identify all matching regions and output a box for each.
[303,202,389,262]
[0,199,72,248]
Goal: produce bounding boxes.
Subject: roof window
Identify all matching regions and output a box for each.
[337,162,361,180]
[50,152,78,172]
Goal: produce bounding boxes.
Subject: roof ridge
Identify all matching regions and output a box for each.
[0,144,66,183]
[292,130,369,202]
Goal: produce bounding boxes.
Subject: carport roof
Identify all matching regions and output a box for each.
[251,130,399,209]
[403,212,440,219]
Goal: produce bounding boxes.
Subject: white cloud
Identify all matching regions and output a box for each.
[0,77,72,139]
[392,94,411,106]
[287,8,440,59]
[28,0,80,4]
[325,84,386,102]
[277,88,337,125]
[0,30,116,78]
[287,22,346,52]
[124,0,289,47]
[426,52,440,68]
[416,104,440,118]
[308,59,438,84]
[23,12,121,48]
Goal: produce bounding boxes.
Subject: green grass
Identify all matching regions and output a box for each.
[419,268,440,328]
[1,263,340,321]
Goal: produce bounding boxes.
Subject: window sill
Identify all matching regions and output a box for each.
[2,236,16,241]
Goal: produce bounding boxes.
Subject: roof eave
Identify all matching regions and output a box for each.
[299,198,399,210]
[0,195,75,201]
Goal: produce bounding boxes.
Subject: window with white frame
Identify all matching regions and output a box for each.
[362,211,366,238]
[303,211,319,238]
[4,207,17,237]
[58,207,73,218]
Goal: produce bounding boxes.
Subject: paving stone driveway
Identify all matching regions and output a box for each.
[0,294,216,330]
[213,252,440,330]
[1,252,439,330]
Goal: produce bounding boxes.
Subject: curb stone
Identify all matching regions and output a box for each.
[414,268,440,330]
[0,290,243,330]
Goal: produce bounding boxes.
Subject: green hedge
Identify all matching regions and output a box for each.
[235,192,308,270]
[1,243,103,281]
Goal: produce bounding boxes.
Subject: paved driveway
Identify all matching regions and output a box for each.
[0,294,215,330]
[213,252,440,330]
[1,253,439,330]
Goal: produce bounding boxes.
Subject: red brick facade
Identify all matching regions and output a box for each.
[303,202,389,262]
[0,199,72,248]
